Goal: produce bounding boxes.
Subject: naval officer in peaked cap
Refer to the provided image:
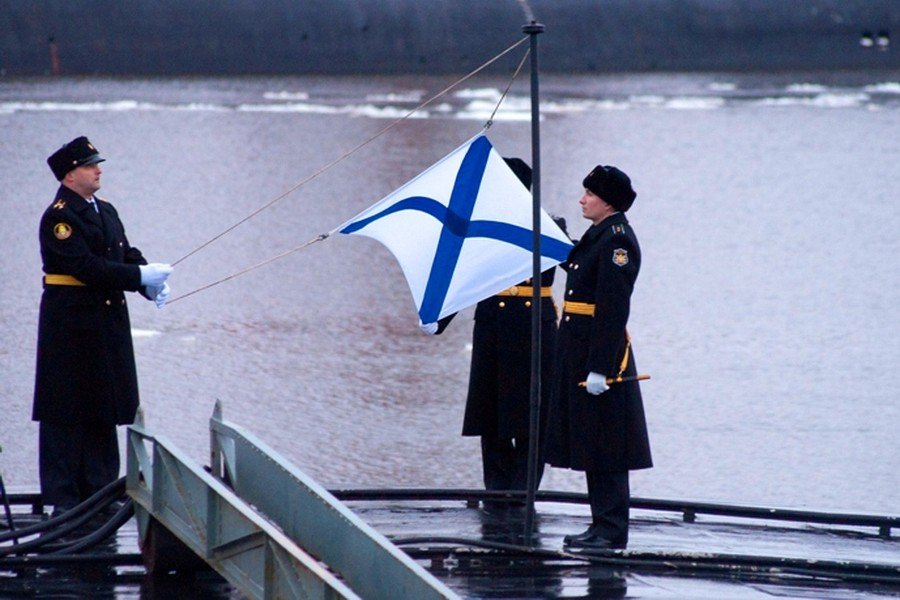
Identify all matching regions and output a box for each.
[33,136,173,516]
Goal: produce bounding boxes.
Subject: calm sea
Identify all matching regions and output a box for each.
[1,71,898,522]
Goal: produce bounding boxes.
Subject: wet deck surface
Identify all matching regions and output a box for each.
[352,500,900,599]
[2,496,899,599]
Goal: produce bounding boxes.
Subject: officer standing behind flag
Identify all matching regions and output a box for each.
[544,164,652,549]
[33,136,173,516]
[425,158,564,509]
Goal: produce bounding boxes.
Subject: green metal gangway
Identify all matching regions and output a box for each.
[126,402,459,599]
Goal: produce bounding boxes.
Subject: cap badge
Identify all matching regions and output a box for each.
[53,222,72,240]
[612,248,629,267]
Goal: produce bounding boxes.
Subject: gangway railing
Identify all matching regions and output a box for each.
[126,410,359,599]
[126,403,458,600]
[207,402,458,600]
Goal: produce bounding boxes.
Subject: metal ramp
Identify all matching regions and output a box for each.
[126,402,458,600]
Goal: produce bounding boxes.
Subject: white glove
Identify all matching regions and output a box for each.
[586,372,609,396]
[139,263,173,287]
[153,282,170,309]
[419,321,438,335]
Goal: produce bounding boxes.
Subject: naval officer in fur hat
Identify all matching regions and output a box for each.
[544,164,652,549]
[34,136,173,515]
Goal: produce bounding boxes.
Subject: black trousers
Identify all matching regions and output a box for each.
[481,436,544,497]
[586,470,630,545]
[39,421,120,510]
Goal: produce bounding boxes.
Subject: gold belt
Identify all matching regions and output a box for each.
[496,286,553,298]
[44,274,86,286]
[563,301,595,316]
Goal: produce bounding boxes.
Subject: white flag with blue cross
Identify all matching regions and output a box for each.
[338,134,573,326]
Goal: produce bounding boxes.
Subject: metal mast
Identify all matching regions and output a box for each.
[523,19,545,543]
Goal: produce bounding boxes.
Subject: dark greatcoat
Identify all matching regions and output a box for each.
[544,212,653,472]
[33,185,147,426]
[461,269,558,439]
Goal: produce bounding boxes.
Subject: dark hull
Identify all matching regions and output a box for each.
[2,488,899,599]
[1,0,898,76]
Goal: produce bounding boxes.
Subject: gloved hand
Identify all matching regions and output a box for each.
[153,282,170,309]
[419,321,438,335]
[552,215,568,236]
[139,263,173,287]
[586,372,609,396]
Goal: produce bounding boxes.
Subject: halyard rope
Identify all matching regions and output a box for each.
[168,234,328,304]
[485,46,530,130]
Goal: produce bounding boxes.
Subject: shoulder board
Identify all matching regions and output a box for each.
[610,224,626,235]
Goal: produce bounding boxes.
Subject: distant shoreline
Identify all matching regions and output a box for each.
[0,0,897,76]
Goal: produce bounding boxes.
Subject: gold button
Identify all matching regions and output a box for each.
[508,287,518,296]
[565,315,570,322]
[573,264,580,270]
[498,301,506,308]
[105,299,111,306]
[568,289,573,296]
[525,278,532,284]
[121,299,125,305]
[525,301,532,307]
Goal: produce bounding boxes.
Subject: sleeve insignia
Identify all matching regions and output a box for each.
[52,199,66,210]
[53,222,72,240]
[612,248,629,266]
[611,224,625,235]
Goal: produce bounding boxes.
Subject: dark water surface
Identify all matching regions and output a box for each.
[1,72,898,524]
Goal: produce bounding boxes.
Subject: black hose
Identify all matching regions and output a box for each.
[49,498,135,555]
[0,476,125,545]
[0,509,98,556]
[0,477,128,556]
[0,501,137,565]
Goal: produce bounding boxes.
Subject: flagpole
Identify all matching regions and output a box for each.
[523,19,545,544]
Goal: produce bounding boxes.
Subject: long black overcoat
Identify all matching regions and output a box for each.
[33,185,147,426]
[544,213,652,472]
[461,269,558,439]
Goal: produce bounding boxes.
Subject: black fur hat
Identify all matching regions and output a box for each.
[582,164,636,212]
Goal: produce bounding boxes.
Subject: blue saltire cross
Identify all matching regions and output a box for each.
[340,136,572,323]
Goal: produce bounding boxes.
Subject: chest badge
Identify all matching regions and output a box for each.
[612,248,629,267]
[53,222,72,240]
